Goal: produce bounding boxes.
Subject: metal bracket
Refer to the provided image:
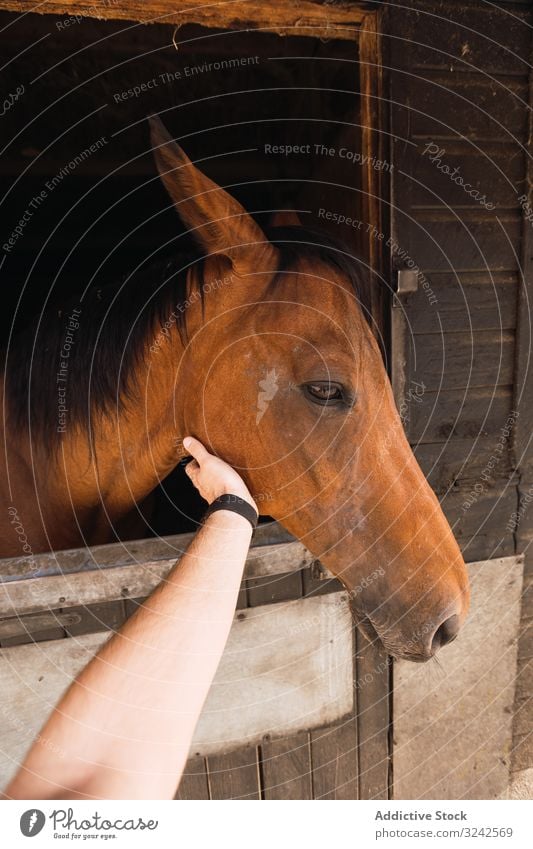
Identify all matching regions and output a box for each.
[397,267,419,295]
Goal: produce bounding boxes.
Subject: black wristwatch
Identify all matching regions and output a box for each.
[203,494,259,530]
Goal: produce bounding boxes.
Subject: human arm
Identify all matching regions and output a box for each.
[5,437,257,800]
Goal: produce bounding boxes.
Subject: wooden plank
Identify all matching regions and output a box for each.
[409,143,524,210]
[0,611,79,641]
[310,716,358,800]
[408,385,513,444]
[407,329,515,391]
[393,555,524,800]
[414,438,514,494]
[355,631,391,799]
[247,571,303,607]
[402,214,522,273]
[0,523,296,582]
[409,75,528,141]
[207,747,260,800]
[512,51,533,478]
[408,1,531,75]
[261,732,313,799]
[175,756,210,800]
[0,0,369,38]
[359,7,390,338]
[440,485,517,562]
[193,593,354,755]
[63,601,126,637]
[0,540,319,617]
[406,272,517,334]
[0,593,354,789]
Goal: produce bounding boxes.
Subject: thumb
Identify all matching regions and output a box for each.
[182,436,209,465]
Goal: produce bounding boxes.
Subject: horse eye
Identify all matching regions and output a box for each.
[303,381,345,405]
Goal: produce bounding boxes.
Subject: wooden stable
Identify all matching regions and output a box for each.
[0,0,532,799]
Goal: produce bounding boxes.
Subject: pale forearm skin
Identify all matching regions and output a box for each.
[6,510,252,800]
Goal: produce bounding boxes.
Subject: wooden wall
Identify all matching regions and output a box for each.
[385,0,533,795]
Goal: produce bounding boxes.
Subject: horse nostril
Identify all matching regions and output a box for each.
[431,614,461,654]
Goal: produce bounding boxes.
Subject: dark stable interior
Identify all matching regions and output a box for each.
[0,12,362,537]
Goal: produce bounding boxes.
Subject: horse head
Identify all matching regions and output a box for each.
[150,116,470,662]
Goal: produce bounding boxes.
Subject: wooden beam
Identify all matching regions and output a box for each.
[0,539,323,617]
[0,1,371,39]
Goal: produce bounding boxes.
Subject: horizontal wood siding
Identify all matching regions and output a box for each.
[388,0,532,796]
[388,0,529,560]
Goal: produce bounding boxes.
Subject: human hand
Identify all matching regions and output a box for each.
[182,437,258,512]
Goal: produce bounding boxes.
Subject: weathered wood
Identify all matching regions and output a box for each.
[310,715,359,799]
[408,1,531,75]
[408,386,513,444]
[414,438,514,495]
[0,0,369,38]
[0,593,354,789]
[247,571,303,606]
[409,75,528,141]
[406,272,517,335]
[0,522,294,582]
[207,747,261,799]
[512,46,533,478]
[409,142,525,210]
[355,630,391,799]
[440,485,517,563]
[403,214,522,274]
[261,732,313,799]
[0,611,79,641]
[393,555,524,800]
[359,7,390,338]
[0,539,319,618]
[63,601,127,637]
[407,329,515,391]
[175,756,210,800]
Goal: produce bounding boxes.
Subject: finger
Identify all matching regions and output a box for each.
[182,436,210,465]
[184,459,200,478]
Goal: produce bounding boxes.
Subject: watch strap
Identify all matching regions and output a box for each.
[204,494,258,529]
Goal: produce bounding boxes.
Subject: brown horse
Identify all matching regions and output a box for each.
[0,116,469,661]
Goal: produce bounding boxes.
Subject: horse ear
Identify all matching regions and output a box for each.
[149,116,278,277]
[269,210,302,227]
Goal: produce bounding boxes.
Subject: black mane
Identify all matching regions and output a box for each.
[5,225,371,449]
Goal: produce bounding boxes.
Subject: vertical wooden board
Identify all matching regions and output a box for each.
[310,717,358,800]
[261,732,313,800]
[393,556,524,800]
[355,631,391,800]
[175,756,210,800]
[207,747,260,800]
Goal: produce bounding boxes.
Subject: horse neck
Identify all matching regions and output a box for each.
[2,328,188,553]
[77,327,188,517]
